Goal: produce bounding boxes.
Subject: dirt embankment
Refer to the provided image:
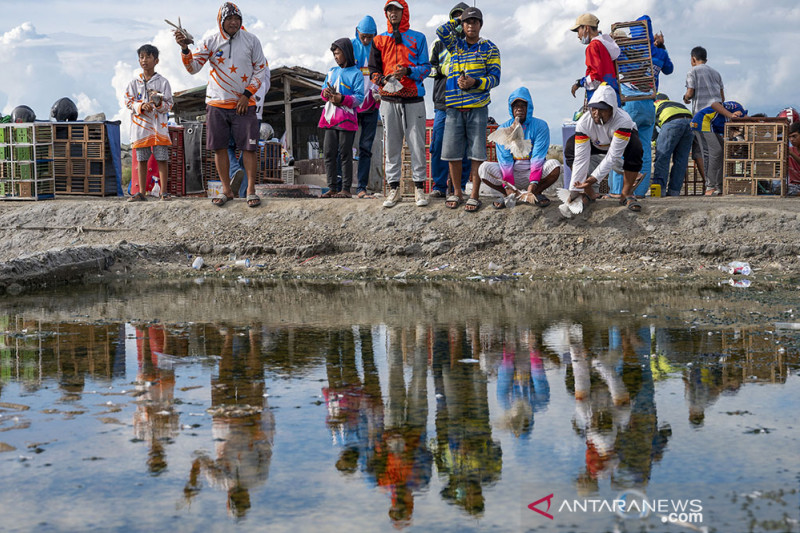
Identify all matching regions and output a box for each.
[1,195,800,293]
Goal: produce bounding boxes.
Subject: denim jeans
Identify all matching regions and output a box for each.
[609,98,655,196]
[442,106,488,161]
[355,109,379,193]
[430,109,469,193]
[652,117,693,195]
[227,135,248,197]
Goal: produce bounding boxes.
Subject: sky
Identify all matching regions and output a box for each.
[1,0,798,145]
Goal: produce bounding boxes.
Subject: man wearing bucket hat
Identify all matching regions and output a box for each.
[570,13,620,104]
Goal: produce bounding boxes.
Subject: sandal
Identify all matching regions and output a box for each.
[246,194,261,208]
[356,190,374,199]
[321,189,336,198]
[464,197,482,213]
[492,199,506,210]
[621,196,642,212]
[127,192,146,202]
[333,190,352,198]
[533,193,551,207]
[212,194,234,207]
[160,193,172,201]
[445,195,462,209]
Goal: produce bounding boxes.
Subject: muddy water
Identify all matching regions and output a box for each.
[1,280,799,533]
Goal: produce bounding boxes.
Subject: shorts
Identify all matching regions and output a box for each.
[442,106,488,161]
[206,105,259,152]
[135,144,169,161]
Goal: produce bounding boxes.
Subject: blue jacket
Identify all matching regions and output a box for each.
[630,15,673,90]
[352,16,379,112]
[496,87,550,184]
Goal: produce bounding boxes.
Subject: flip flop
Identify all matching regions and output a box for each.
[212,194,234,207]
[127,192,146,202]
[492,200,506,209]
[321,190,335,198]
[445,195,462,209]
[229,169,244,198]
[533,193,551,207]
[621,196,642,212]
[464,197,482,213]
[333,190,352,198]
[160,193,172,201]
[356,191,374,199]
[246,194,261,208]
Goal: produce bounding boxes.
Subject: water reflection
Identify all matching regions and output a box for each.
[1,281,799,532]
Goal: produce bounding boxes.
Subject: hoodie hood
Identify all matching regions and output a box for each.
[383,0,410,34]
[507,87,534,124]
[450,2,469,18]
[331,38,356,69]
[587,84,620,113]
[217,2,242,39]
[355,15,377,38]
[595,33,620,61]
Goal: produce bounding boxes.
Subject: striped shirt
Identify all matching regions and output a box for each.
[436,19,501,109]
[685,63,723,114]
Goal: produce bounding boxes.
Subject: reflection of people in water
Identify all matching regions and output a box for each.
[562,324,670,495]
[372,325,432,527]
[432,325,502,516]
[495,330,550,438]
[132,324,179,475]
[323,326,384,483]
[184,325,274,521]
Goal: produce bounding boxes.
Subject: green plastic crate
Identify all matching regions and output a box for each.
[0,146,10,161]
[0,126,8,143]
[14,125,33,143]
[0,180,6,196]
[13,146,32,161]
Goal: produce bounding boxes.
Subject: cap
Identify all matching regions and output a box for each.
[587,101,612,110]
[461,6,483,23]
[385,1,403,9]
[570,13,599,32]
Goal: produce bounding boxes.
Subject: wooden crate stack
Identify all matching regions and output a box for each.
[53,122,117,196]
[611,20,657,102]
[0,123,55,200]
[198,124,283,192]
[722,117,789,196]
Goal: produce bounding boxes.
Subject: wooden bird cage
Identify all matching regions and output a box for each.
[611,20,657,103]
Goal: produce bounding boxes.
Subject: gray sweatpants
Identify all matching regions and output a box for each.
[695,131,724,191]
[380,100,426,184]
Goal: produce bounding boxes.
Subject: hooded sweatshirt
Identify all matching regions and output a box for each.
[580,33,620,98]
[181,2,268,110]
[352,16,379,113]
[318,38,365,131]
[437,14,501,109]
[125,72,174,149]
[571,84,637,186]
[368,0,431,103]
[429,2,469,110]
[496,87,550,185]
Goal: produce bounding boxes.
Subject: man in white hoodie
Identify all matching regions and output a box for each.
[175,2,268,207]
[562,84,644,217]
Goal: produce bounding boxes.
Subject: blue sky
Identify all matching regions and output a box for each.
[1,0,798,145]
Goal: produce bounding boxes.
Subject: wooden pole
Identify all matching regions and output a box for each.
[283,76,293,156]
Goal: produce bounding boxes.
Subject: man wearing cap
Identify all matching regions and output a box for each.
[437,6,501,212]
[429,2,471,198]
[652,93,694,196]
[562,84,644,217]
[570,13,620,104]
[369,0,431,208]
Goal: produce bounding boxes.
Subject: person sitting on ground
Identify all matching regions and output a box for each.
[562,84,644,218]
[690,100,747,196]
[788,122,800,196]
[125,44,174,202]
[652,93,694,196]
[478,87,558,209]
[570,13,620,104]
[175,2,268,208]
[437,6,501,213]
[319,38,365,198]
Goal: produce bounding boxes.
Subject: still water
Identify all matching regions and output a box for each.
[1,280,799,533]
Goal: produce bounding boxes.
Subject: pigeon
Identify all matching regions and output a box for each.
[556,188,584,215]
[487,118,532,159]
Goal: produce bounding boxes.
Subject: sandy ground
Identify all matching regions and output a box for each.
[1,194,800,292]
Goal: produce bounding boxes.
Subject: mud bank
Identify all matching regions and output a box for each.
[1,195,800,292]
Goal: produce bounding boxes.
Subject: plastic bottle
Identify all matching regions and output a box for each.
[192,257,204,270]
[724,261,751,275]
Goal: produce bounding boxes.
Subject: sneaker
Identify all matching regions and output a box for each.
[383,187,402,208]
[429,189,446,198]
[558,203,574,219]
[414,188,429,207]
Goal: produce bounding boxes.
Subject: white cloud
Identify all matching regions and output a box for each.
[72,93,102,117]
[1,21,43,45]
[285,6,323,31]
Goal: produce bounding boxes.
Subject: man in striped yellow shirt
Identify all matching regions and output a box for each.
[437,7,501,212]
